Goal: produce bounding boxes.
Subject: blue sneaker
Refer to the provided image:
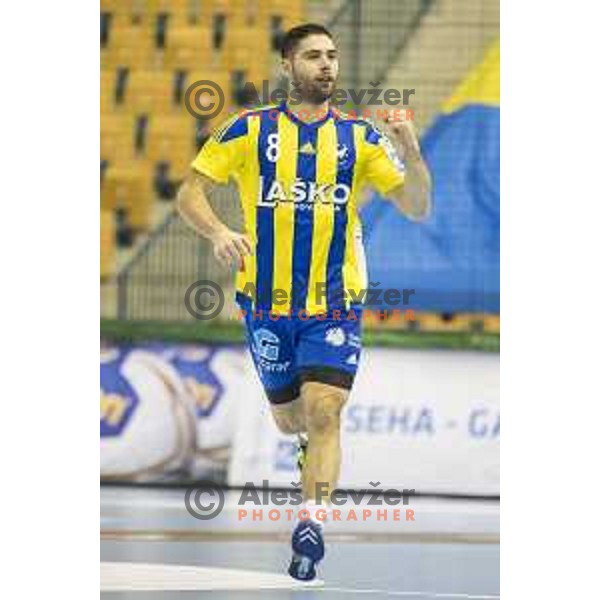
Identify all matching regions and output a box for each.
[288,520,325,581]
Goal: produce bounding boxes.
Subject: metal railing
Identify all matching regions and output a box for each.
[327,0,435,94]
[116,185,241,321]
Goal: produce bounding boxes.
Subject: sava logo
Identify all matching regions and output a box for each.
[337,144,349,160]
[258,177,351,207]
[258,358,291,373]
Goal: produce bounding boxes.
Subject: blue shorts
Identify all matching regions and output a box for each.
[242,306,363,404]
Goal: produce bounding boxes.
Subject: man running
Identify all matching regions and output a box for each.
[177,23,431,581]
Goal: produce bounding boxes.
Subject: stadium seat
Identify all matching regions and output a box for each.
[184,68,231,116]
[261,0,304,24]
[417,313,474,333]
[100,71,116,111]
[162,26,212,71]
[100,177,117,212]
[100,209,116,278]
[100,0,293,249]
[102,163,154,231]
[145,114,196,177]
[224,23,271,70]
[211,0,233,15]
[101,114,137,165]
[484,314,500,334]
[138,0,192,14]
[102,23,156,70]
[146,0,203,23]
[100,0,136,15]
[127,71,184,113]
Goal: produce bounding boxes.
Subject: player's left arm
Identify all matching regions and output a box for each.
[363,113,432,222]
[384,115,432,222]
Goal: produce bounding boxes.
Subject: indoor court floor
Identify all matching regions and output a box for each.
[100,486,500,599]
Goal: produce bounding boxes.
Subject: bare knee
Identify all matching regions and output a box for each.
[271,401,304,434]
[272,411,299,434]
[303,383,348,435]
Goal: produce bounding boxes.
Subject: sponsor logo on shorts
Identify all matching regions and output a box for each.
[252,328,291,373]
[325,327,346,347]
[253,328,280,361]
[258,359,291,373]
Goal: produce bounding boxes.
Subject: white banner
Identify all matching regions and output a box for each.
[100,344,244,482]
[229,348,499,496]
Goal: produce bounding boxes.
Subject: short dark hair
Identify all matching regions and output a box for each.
[281,23,334,58]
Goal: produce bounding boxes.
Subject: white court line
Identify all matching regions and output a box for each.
[321,588,499,599]
[101,562,324,591]
[100,562,498,598]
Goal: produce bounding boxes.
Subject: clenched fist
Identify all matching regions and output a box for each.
[383,109,422,161]
[212,228,253,270]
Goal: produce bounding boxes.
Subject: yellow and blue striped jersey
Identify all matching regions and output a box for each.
[191,103,405,315]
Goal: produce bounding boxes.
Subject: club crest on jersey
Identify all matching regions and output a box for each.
[258,177,351,208]
[337,143,351,167]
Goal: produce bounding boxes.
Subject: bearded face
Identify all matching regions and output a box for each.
[284,34,339,105]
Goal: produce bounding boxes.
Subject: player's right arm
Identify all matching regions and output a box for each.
[176,114,253,269]
[177,171,252,269]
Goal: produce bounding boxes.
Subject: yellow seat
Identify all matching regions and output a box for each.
[101,113,137,164]
[362,310,489,333]
[145,114,196,166]
[222,24,270,70]
[162,26,212,71]
[100,179,117,211]
[266,0,304,22]
[186,68,231,115]
[100,209,116,278]
[100,71,115,111]
[101,157,149,211]
[128,0,202,29]
[103,163,154,231]
[483,314,500,333]
[100,0,136,14]
[210,0,233,15]
[127,70,185,113]
[139,0,191,14]
[416,313,472,332]
[102,1,290,235]
[168,145,196,179]
[103,24,156,70]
